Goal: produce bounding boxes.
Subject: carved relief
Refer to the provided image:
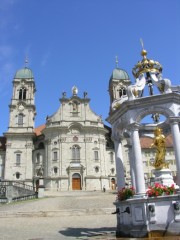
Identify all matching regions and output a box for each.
[71,128,80,134]
[84,137,92,142]
[59,138,66,142]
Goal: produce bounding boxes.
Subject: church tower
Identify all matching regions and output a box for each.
[108,58,131,112]
[4,64,36,184]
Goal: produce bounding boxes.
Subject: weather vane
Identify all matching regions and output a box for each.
[25,56,28,68]
[115,56,119,68]
[140,38,144,50]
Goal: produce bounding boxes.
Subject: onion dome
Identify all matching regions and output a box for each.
[14,67,34,79]
[110,67,130,81]
[109,67,131,90]
[132,49,163,78]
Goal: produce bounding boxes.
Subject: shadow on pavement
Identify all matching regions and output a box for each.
[59,227,116,238]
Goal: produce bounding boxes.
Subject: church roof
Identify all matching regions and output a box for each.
[140,135,173,148]
[14,67,34,79]
[110,68,130,81]
[34,124,46,136]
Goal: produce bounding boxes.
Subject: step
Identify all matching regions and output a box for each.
[0,207,115,218]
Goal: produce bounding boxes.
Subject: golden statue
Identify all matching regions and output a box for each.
[150,127,168,169]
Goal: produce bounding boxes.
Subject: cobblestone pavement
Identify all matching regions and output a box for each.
[0,191,117,240]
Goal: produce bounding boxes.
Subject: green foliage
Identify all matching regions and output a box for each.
[117,186,135,201]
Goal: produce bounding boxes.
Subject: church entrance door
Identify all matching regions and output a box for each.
[111,178,116,190]
[72,173,81,190]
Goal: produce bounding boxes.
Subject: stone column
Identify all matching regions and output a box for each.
[128,144,136,189]
[169,118,180,187]
[130,123,146,195]
[114,139,125,189]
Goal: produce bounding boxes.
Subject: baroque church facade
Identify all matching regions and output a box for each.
[0,66,117,191]
[0,60,178,191]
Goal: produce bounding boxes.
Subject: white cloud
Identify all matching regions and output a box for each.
[0,0,15,10]
[0,44,15,97]
[41,52,51,67]
[0,46,13,59]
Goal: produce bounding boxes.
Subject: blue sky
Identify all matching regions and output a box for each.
[0,0,179,135]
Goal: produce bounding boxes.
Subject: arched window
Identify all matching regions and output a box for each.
[118,87,126,98]
[53,167,58,174]
[19,87,27,100]
[110,152,114,163]
[111,168,115,175]
[18,114,23,126]
[95,166,99,173]
[72,145,80,161]
[16,172,20,179]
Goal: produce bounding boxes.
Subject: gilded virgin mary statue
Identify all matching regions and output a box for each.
[150,127,168,169]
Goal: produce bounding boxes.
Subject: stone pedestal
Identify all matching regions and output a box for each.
[153,168,178,188]
[115,195,180,238]
[38,178,45,198]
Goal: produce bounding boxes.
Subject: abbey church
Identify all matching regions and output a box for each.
[0,58,178,191]
[0,66,118,191]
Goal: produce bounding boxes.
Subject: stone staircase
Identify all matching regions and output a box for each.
[0,181,37,203]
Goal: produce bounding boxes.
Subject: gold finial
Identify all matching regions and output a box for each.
[140,38,147,58]
[115,56,119,68]
[132,39,162,78]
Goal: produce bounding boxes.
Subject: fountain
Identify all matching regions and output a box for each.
[107,43,180,237]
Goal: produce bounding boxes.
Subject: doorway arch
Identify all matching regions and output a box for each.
[111,178,116,190]
[72,173,81,190]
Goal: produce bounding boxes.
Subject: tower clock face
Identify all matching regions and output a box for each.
[18,104,24,111]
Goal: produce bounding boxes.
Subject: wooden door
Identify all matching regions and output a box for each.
[72,173,81,190]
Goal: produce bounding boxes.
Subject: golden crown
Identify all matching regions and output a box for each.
[132,49,163,78]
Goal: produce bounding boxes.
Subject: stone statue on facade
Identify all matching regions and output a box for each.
[36,166,44,177]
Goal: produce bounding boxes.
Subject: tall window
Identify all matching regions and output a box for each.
[118,87,126,98]
[16,154,21,166]
[72,145,80,161]
[19,87,27,100]
[36,153,41,164]
[110,152,114,163]
[94,151,99,160]
[18,114,23,126]
[53,151,58,161]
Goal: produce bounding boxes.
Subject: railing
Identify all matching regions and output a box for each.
[0,181,36,203]
[12,182,34,191]
[0,181,35,191]
[0,198,7,203]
